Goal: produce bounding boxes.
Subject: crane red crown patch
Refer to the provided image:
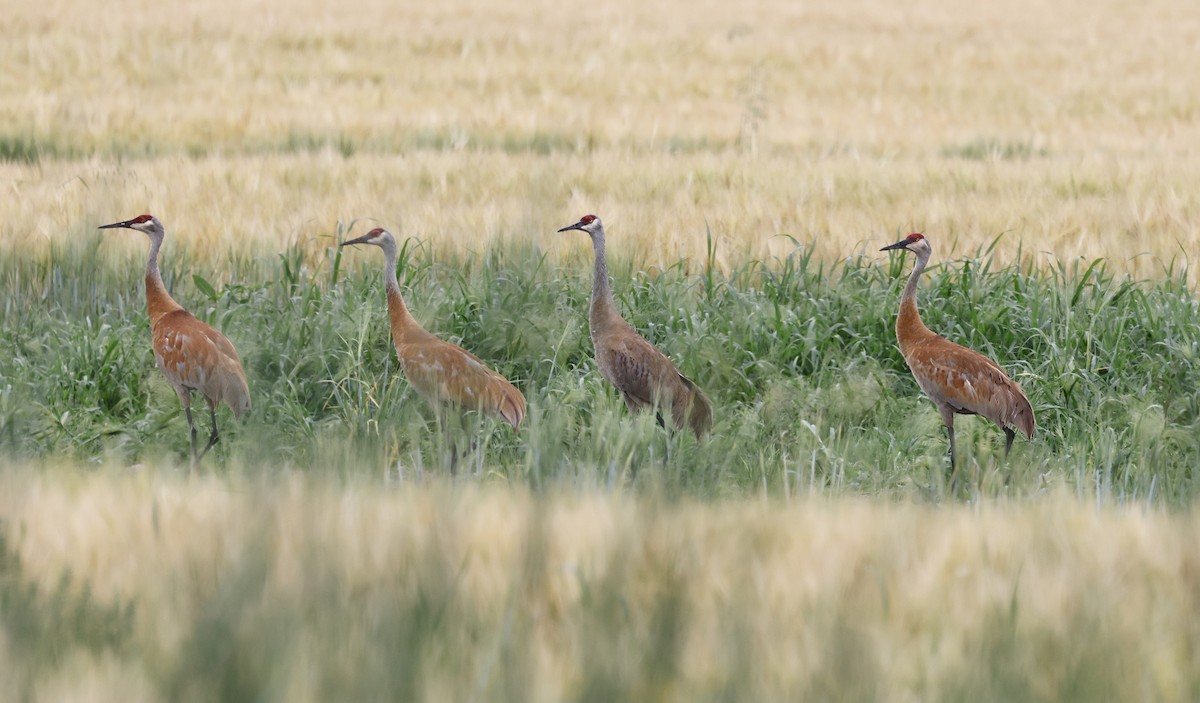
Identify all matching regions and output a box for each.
[579,214,597,225]
[907,232,925,241]
[132,214,154,224]
[367,227,386,236]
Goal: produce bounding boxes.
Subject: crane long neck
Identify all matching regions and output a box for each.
[897,250,932,342]
[589,230,620,329]
[382,241,420,342]
[144,233,182,325]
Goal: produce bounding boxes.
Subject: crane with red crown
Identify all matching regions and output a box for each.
[558,214,712,440]
[99,214,251,465]
[881,232,1034,482]
[340,227,526,470]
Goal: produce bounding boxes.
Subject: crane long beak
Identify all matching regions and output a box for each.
[341,233,373,247]
[557,221,586,233]
[98,219,136,230]
[880,238,910,252]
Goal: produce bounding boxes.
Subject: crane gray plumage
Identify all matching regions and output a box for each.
[558,215,713,439]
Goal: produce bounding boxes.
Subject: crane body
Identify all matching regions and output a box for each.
[882,233,1034,476]
[99,215,250,463]
[559,215,712,440]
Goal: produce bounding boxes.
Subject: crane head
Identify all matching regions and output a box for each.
[558,214,603,237]
[99,214,164,237]
[341,227,393,248]
[880,232,929,255]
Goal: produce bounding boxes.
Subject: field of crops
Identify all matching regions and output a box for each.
[4,0,1200,699]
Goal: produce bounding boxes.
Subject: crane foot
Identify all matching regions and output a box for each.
[195,429,220,463]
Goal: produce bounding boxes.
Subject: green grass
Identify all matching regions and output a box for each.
[0,125,740,164]
[940,138,1049,161]
[2,225,1198,503]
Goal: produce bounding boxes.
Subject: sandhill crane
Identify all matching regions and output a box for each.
[98,214,250,464]
[340,227,526,468]
[881,233,1034,478]
[558,215,713,440]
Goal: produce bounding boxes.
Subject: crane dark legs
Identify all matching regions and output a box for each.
[938,406,960,494]
[946,423,1018,496]
[185,405,199,463]
[434,409,456,474]
[195,404,221,462]
[440,412,483,476]
[447,425,459,476]
[182,392,221,466]
[946,424,958,493]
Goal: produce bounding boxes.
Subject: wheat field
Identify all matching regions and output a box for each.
[4,0,1200,699]
[4,0,1200,273]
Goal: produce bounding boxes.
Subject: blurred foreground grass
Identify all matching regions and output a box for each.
[1,467,1198,702]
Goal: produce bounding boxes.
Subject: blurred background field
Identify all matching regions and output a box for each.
[4,0,1200,274]
[3,0,1200,699]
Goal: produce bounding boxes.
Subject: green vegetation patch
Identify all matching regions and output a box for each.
[1,230,1197,502]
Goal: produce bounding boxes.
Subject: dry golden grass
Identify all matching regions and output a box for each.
[3,0,1200,277]
[1,466,1199,700]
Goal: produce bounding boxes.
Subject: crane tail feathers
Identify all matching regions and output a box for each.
[216,370,252,418]
[996,378,1035,440]
[1012,395,1035,439]
[200,361,251,418]
[496,385,527,430]
[677,374,713,440]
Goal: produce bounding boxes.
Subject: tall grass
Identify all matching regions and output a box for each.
[2,226,1197,503]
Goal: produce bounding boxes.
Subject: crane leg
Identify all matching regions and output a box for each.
[185,405,199,464]
[936,405,959,496]
[999,427,1017,488]
[195,405,220,463]
[462,413,479,470]
[437,410,459,476]
[946,424,958,493]
[176,386,201,468]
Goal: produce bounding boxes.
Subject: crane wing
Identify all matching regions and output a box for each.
[904,337,1034,438]
[595,331,682,408]
[596,336,713,439]
[152,311,251,416]
[396,337,526,429]
[675,373,714,438]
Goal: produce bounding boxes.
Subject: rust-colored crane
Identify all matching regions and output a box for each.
[340,227,525,466]
[881,233,1034,476]
[99,214,251,463]
[558,215,712,440]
